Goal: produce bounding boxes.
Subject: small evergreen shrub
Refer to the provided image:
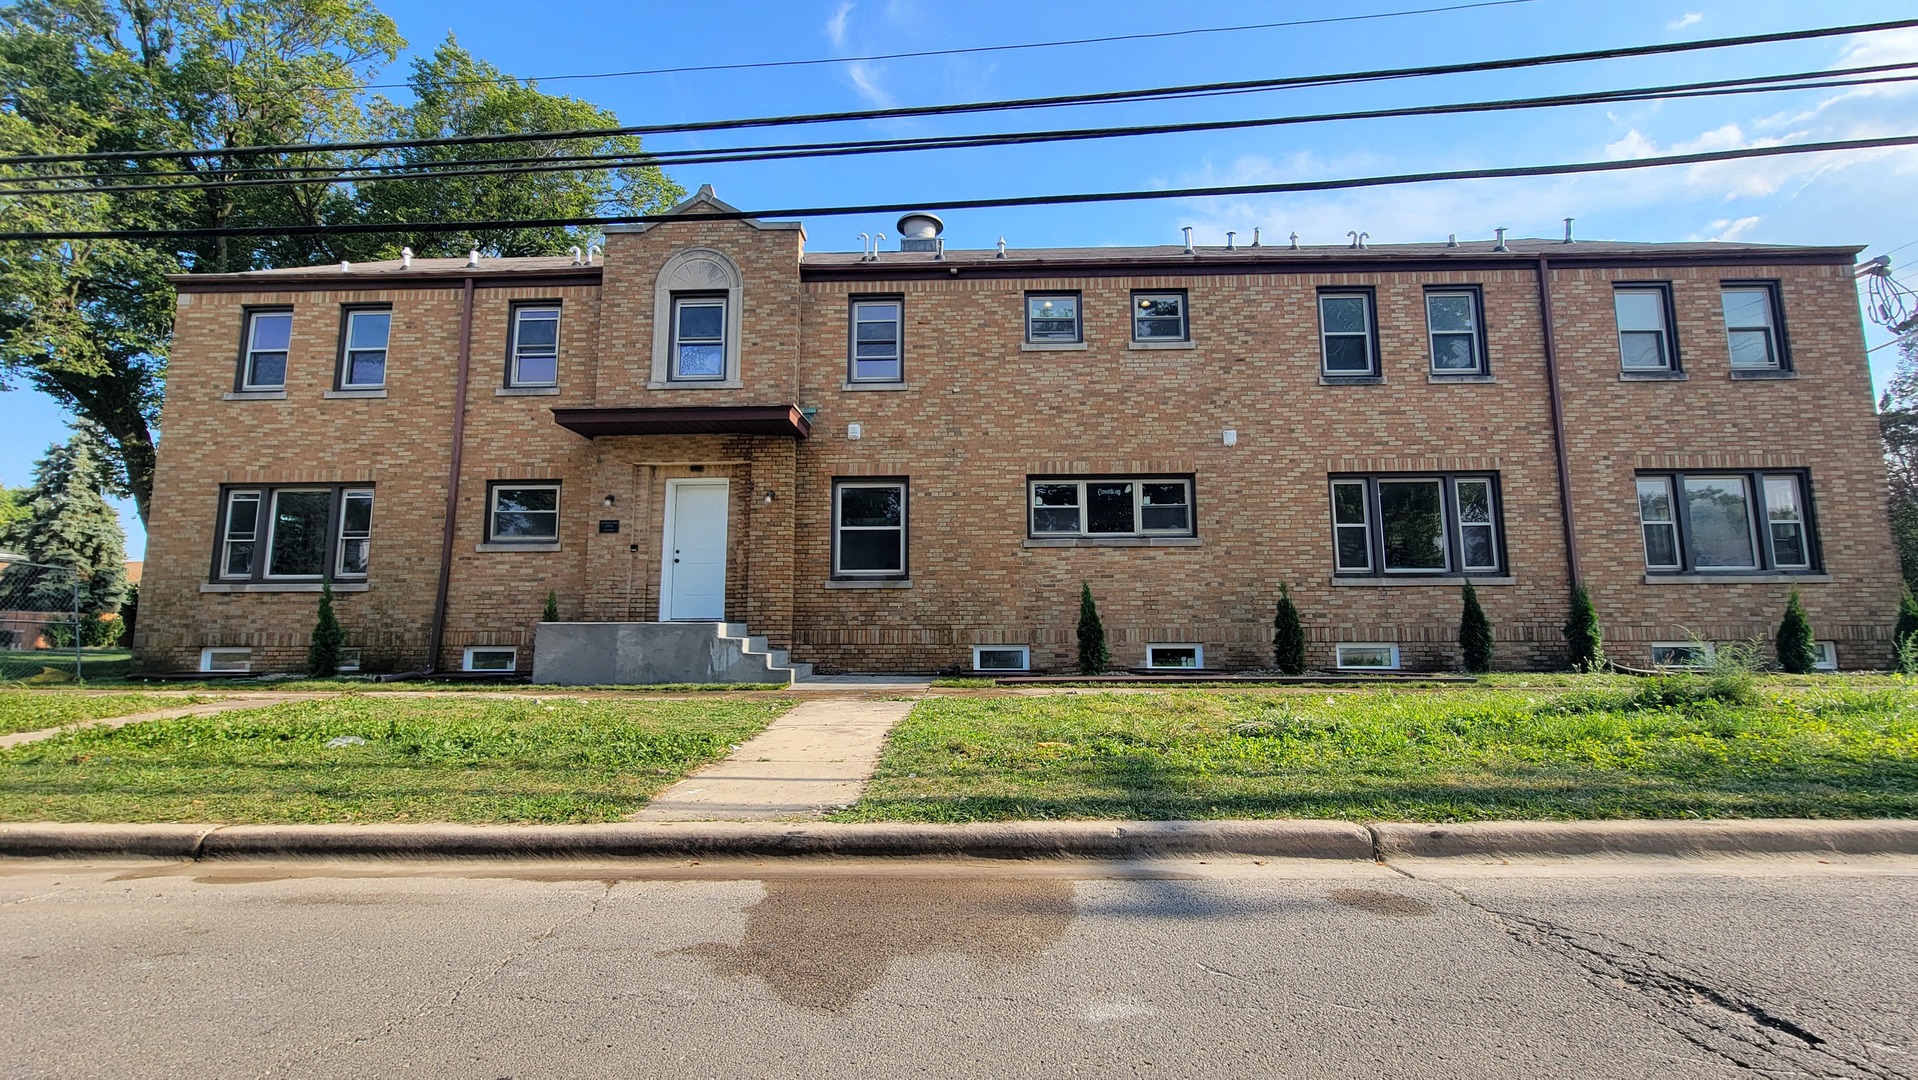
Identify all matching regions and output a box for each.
[1076,582,1108,675]
[1564,584,1605,672]
[306,580,346,678]
[542,589,560,622]
[1459,581,1493,674]
[1775,588,1817,675]
[1272,583,1306,675]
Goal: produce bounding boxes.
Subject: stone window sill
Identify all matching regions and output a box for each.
[497,386,561,396]
[1428,373,1495,383]
[824,578,913,588]
[1619,370,1687,381]
[1127,340,1196,351]
[1730,369,1796,380]
[324,388,387,399]
[1643,573,1831,584]
[1023,537,1203,548]
[842,381,911,391]
[224,390,287,401]
[1331,574,1516,586]
[201,581,369,593]
[1020,342,1088,352]
[1319,374,1384,385]
[646,380,745,390]
[474,542,562,553]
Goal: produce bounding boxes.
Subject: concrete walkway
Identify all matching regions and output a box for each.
[631,693,922,822]
[0,695,314,751]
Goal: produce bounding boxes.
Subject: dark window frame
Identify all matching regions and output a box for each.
[484,480,562,544]
[669,291,729,381]
[1613,281,1681,373]
[1720,279,1791,372]
[1635,469,1821,575]
[504,299,563,388]
[830,476,910,580]
[1422,284,1490,376]
[1327,472,1507,577]
[209,483,373,583]
[846,293,905,383]
[234,305,294,392]
[1129,289,1190,343]
[1024,290,1083,344]
[1025,473,1198,539]
[1317,286,1381,378]
[333,303,394,390]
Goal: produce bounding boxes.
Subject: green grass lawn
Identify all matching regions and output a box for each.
[837,679,1918,822]
[0,695,791,824]
[0,648,133,682]
[0,690,209,737]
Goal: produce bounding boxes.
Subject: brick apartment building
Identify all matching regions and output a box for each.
[133,186,1902,677]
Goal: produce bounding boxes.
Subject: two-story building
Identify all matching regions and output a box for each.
[134,186,1903,678]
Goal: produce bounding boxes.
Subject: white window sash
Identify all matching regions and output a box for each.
[672,297,727,380]
[1131,293,1187,341]
[1763,475,1810,569]
[510,308,560,387]
[1453,478,1499,572]
[849,300,903,380]
[1329,480,1372,572]
[243,312,291,390]
[1425,292,1482,373]
[1637,477,1681,569]
[489,485,560,542]
[336,489,373,579]
[1319,294,1374,374]
[220,491,261,579]
[340,310,390,389]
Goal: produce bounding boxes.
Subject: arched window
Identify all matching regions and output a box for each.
[650,248,744,387]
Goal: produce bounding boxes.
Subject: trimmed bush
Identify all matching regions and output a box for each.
[1564,584,1605,672]
[1076,582,1108,675]
[306,580,346,678]
[1459,581,1493,674]
[1272,583,1306,675]
[1775,588,1817,675]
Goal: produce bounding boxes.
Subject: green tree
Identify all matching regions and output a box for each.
[1775,587,1817,674]
[1459,581,1493,674]
[1076,582,1108,675]
[1879,315,1918,591]
[0,430,126,617]
[306,579,345,676]
[1564,583,1604,672]
[1896,583,1918,658]
[542,588,559,622]
[1272,583,1305,675]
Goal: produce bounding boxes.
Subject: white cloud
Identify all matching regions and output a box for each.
[824,1,853,48]
[845,60,894,108]
[1709,216,1762,241]
[1668,12,1703,30]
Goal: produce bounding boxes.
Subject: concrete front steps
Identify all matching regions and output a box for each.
[530,621,811,686]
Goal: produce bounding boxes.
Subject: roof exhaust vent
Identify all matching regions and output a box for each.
[996,237,1007,259]
[588,245,601,264]
[400,247,414,269]
[1251,227,1261,248]
[466,249,480,268]
[1181,226,1194,255]
[897,213,943,252]
[1289,232,1300,250]
[1447,234,1459,248]
[566,245,581,266]
[1563,217,1576,244]
[339,260,351,272]
[1492,227,1509,253]
[1225,231,1237,251]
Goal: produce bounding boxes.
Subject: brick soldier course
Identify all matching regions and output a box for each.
[135,186,1901,676]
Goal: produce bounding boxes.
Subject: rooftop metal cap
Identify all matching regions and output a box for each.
[897,212,944,252]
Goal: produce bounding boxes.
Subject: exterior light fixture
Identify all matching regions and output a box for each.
[762,490,776,505]
[602,494,615,508]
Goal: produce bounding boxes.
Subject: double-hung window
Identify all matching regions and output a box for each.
[1328,474,1504,576]
[1425,288,1486,375]
[1636,471,1817,573]
[508,305,561,387]
[338,308,391,389]
[833,479,908,578]
[1025,293,1081,344]
[671,295,727,380]
[1131,291,1188,342]
[849,298,903,382]
[213,485,373,583]
[1028,477,1194,538]
[1722,283,1786,371]
[1318,289,1378,377]
[486,483,560,544]
[239,309,292,391]
[1614,284,1676,372]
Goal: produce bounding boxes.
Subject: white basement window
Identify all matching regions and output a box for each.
[1335,643,1400,670]
[200,647,252,673]
[1814,641,1838,672]
[1145,644,1203,669]
[337,648,362,673]
[971,645,1030,672]
[463,647,517,672]
[1649,642,1714,668]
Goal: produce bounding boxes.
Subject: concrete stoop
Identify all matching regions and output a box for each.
[530,621,810,686]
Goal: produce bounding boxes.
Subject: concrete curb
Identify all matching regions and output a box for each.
[1371,819,1918,859]
[0,822,221,859]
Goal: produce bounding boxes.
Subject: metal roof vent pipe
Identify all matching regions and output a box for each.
[401,247,414,269]
[1447,234,1459,248]
[1289,232,1299,250]
[566,245,580,266]
[588,244,601,264]
[1563,217,1576,244]
[897,212,943,252]
[932,237,945,261]
[996,237,1007,259]
[1181,226,1195,255]
[466,249,480,268]
[339,260,350,272]
[1251,227,1261,248]
[1493,227,1509,253]
[1225,231,1237,251]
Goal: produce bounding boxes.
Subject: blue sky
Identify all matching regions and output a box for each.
[5,0,1916,559]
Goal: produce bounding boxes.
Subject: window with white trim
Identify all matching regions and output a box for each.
[671,295,727,380]
[337,647,362,673]
[239,309,292,391]
[1614,285,1675,371]
[1650,642,1713,668]
[219,491,262,579]
[833,479,908,577]
[1336,643,1399,670]
[1131,291,1188,342]
[1636,471,1818,574]
[1722,284,1784,370]
[200,647,252,673]
[213,485,374,583]
[1329,474,1504,576]
[487,483,560,543]
[1025,293,1081,343]
[508,304,560,387]
[1813,641,1838,671]
[1028,477,1193,538]
[337,490,373,577]
[463,647,517,672]
[849,298,903,382]
[1318,290,1377,376]
[1145,644,1203,669]
[972,645,1030,672]
[1425,288,1485,374]
[338,308,391,389]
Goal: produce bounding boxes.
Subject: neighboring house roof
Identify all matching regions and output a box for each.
[124,560,142,586]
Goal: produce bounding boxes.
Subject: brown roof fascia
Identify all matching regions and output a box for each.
[551,404,812,440]
[170,267,603,293]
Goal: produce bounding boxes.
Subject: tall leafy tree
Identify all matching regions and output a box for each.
[0,428,127,617]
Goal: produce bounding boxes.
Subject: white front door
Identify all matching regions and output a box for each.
[662,480,729,620]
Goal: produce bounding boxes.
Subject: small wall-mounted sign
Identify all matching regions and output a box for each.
[598,519,620,534]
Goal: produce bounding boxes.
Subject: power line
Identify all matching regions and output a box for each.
[8,64,1914,198]
[335,0,1543,91]
[5,132,1912,243]
[5,16,1913,168]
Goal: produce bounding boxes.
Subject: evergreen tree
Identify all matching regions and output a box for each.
[1775,587,1817,674]
[1272,583,1306,675]
[306,581,346,677]
[1076,582,1108,675]
[0,433,126,618]
[1460,582,1494,674]
[1896,583,1918,657]
[542,589,559,622]
[1564,584,1605,672]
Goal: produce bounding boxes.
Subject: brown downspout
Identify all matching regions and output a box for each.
[1535,256,1582,586]
[426,276,477,673]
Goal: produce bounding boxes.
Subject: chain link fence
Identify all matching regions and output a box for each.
[0,559,85,682]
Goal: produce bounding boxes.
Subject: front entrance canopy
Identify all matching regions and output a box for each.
[551,404,811,439]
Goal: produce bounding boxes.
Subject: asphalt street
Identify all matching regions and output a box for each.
[1,854,1913,1078]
